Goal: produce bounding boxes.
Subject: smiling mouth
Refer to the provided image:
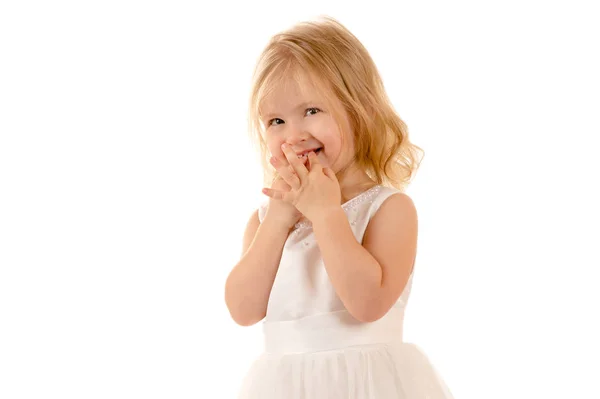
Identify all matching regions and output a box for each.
[297,148,323,163]
[297,148,322,157]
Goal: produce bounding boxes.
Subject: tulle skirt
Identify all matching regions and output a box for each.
[238,308,454,399]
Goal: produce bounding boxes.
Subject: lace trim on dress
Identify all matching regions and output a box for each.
[293,185,383,230]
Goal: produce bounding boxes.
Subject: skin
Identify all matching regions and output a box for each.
[260,76,376,200]
[224,76,418,325]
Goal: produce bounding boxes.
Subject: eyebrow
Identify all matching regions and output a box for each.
[262,101,320,120]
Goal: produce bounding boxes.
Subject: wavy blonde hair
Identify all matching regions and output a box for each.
[247,16,423,192]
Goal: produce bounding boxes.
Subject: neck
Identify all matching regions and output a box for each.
[337,167,377,204]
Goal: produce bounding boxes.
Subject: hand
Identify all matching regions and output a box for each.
[263,175,303,230]
[262,143,341,222]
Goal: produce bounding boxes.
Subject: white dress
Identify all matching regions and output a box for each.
[238,185,454,399]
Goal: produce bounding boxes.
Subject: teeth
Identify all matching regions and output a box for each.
[297,149,320,158]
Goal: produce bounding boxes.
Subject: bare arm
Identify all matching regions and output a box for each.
[224,210,291,326]
[311,193,417,322]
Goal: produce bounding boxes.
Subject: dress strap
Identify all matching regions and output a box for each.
[257,200,269,223]
[366,185,404,220]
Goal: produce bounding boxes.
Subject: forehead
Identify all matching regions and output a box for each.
[260,71,329,115]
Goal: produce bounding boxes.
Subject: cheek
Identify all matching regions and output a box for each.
[322,135,342,156]
[322,137,351,168]
[266,137,281,155]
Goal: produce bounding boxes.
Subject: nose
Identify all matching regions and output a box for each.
[284,124,310,146]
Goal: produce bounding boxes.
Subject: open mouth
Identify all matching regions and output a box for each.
[297,148,322,164]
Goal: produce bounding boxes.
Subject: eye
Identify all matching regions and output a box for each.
[268,118,284,126]
[305,107,321,116]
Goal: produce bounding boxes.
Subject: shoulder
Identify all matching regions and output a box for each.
[366,186,417,222]
[367,190,418,232]
[381,191,416,215]
[363,189,418,260]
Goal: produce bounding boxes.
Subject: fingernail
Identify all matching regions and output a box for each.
[281,143,287,149]
[270,156,277,165]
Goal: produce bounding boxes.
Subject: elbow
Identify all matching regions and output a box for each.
[224,284,265,327]
[229,314,255,327]
[351,308,383,323]
[347,297,386,323]
[228,309,265,327]
[224,299,261,326]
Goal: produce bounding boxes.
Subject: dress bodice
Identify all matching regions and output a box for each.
[257,185,414,323]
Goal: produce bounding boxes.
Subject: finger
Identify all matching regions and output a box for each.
[270,156,301,190]
[262,187,286,200]
[281,144,309,181]
[324,167,336,180]
[308,151,323,173]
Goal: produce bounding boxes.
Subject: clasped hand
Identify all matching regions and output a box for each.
[262,143,341,222]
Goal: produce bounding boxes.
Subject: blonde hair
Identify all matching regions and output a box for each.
[247,16,423,192]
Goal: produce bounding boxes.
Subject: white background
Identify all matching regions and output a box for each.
[1,1,599,398]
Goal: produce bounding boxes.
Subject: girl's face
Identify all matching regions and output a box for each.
[260,76,354,174]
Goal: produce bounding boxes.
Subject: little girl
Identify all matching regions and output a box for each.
[225,16,454,399]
